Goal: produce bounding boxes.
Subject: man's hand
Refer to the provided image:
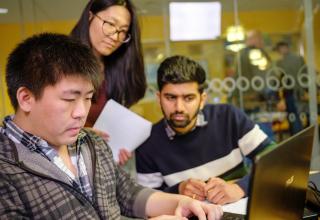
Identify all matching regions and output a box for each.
[179,178,207,201]
[149,215,187,220]
[145,192,222,220]
[175,196,223,220]
[204,177,245,205]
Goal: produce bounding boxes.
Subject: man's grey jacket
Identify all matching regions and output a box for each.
[0,129,154,219]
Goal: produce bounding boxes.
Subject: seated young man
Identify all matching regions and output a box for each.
[136,55,275,205]
[0,34,222,220]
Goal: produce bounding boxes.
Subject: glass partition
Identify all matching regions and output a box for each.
[137,0,320,168]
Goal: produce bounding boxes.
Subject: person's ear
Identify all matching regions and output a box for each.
[199,92,207,110]
[16,87,35,112]
[89,11,93,21]
[156,91,161,104]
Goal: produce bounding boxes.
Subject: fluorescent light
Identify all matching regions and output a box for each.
[169,2,221,41]
[0,8,8,14]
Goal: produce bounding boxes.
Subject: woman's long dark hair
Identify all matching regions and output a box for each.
[71,0,146,107]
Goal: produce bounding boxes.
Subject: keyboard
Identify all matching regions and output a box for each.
[222,212,245,220]
[188,212,245,220]
[188,208,318,220]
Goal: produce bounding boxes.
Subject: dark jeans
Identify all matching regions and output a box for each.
[285,94,303,135]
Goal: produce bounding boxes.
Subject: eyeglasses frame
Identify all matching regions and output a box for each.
[93,14,131,43]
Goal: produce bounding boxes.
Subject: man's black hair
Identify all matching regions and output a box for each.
[157,55,207,93]
[6,32,102,111]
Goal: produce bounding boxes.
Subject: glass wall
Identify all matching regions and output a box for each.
[137,0,320,168]
[0,0,319,167]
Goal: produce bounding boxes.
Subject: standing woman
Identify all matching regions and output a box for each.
[71,0,146,126]
[71,0,146,163]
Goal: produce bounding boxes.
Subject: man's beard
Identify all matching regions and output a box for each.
[168,112,191,128]
[162,105,200,130]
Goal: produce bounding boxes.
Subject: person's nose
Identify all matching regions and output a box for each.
[73,100,89,119]
[175,98,185,112]
[109,31,120,42]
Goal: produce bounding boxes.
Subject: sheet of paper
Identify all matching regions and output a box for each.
[93,99,152,161]
[222,197,248,215]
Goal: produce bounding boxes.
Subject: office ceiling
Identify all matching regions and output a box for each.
[0,0,308,23]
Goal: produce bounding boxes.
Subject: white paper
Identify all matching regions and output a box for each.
[93,99,152,161]
[222,197,248,215]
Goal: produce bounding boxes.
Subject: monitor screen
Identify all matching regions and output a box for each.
[169,2,221,41]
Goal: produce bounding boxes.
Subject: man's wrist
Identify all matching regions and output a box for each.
[233,183,245,198]
[178,181,186,194]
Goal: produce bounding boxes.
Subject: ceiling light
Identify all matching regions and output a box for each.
[226,43,245,52]
[225,25,245,52]
[226,25,245,42]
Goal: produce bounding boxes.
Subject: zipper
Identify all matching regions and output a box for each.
[17,159,102,219]
[84,133,101,217]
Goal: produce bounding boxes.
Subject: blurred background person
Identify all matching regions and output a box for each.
[274,41,305,135]
[234,30,275,139]
[236,30,273,113]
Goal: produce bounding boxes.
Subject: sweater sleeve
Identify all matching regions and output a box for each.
[235,174,250,196]
[136,146,180,194]
[235,142,278,196]
[135,145,166,189]
[228,106,273,196]
[159,182,180,194]
[229,105,272,156]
